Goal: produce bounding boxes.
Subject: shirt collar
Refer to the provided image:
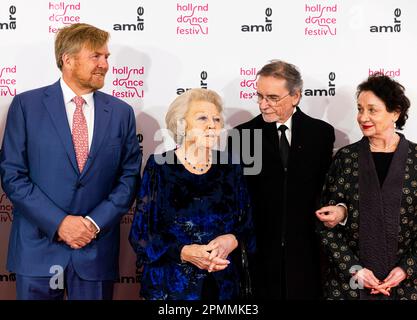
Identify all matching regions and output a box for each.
[60,78,94,107]
[276,107,297,130]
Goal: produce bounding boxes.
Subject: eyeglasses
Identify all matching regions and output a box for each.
[255,92,290,105]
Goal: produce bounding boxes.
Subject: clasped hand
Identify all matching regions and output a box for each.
[353,267,406,296]
[57,216,97,249]
[180,234,238,273]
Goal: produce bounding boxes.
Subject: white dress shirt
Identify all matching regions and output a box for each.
[276,107,297,145]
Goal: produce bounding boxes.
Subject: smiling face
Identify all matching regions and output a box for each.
[184,100,223,150]
[357,90,400,138]
[62,43,110,95]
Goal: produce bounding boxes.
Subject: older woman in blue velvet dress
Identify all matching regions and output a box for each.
[129,88,254,300]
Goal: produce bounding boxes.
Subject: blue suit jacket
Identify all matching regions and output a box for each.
[0,80,142,280]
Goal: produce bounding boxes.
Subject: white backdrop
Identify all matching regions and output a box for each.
[0,0,416,299]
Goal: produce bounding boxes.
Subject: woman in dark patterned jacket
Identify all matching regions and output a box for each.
[316,74,417,300]
[129,88,254,300]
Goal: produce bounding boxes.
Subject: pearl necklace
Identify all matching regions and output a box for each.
[184,154,212,172]
[369,135,399,151]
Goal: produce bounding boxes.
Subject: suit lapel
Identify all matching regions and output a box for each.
[289,107,306,164]
[261,117,281,164]
[80,91,112,178]
[43,81,79,173]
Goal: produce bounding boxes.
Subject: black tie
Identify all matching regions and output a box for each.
[278,125,290,170]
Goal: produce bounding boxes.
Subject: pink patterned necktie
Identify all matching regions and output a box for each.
[72,96,89,172]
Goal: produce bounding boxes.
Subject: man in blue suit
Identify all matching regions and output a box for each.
[0,23,142,299]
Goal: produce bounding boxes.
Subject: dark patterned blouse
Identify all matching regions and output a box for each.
[129,150,254,300]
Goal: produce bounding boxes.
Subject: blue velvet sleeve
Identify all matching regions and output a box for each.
[234,164,256,254]
[129,156,183,266]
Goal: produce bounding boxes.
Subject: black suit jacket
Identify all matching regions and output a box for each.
[233,107,334,299]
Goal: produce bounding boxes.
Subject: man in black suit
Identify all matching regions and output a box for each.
[232,60,335,299]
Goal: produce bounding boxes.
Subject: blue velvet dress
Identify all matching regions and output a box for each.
[129,150,254,300]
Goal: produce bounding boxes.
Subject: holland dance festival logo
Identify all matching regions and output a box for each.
[176,3,209,35]
[304,3,337,36]
[120,206,135,225]
[368,67,401,78]
[0,65,17,97]
[239,67,257,100]
[48,1,81,33]
[0,193,13,223]
[111,66,145,99]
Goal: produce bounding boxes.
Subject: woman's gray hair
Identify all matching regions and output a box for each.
[165,88,224,145]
